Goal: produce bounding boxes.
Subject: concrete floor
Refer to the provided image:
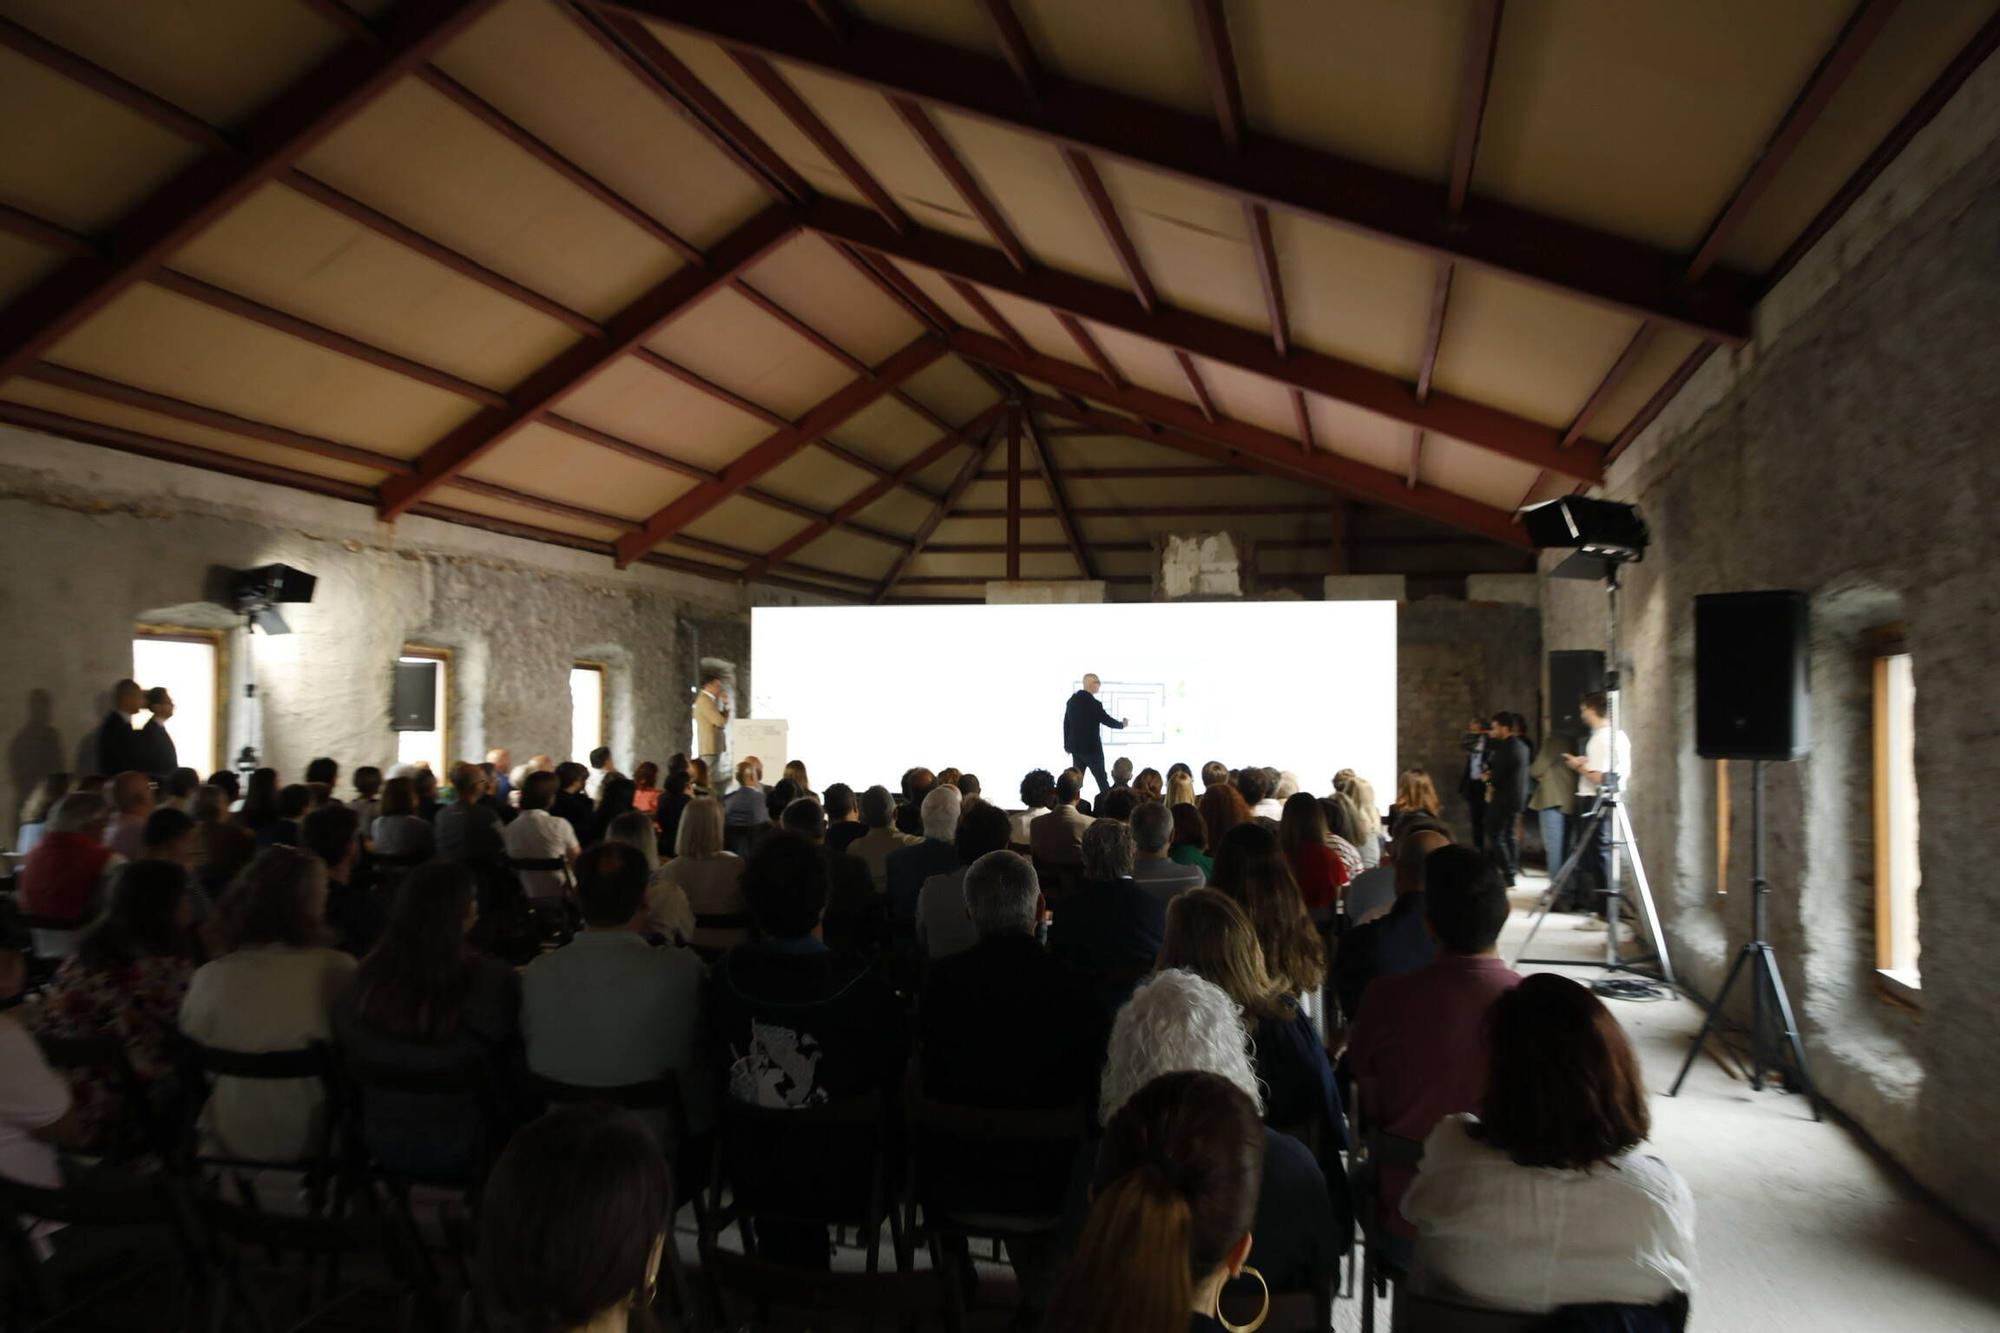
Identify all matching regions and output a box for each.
[1480,874,2000,1333]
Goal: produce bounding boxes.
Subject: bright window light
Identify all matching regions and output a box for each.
[131,635,218,774]
[570,664,605,764]
[1874,648,1921,989]
[397,653,448,775]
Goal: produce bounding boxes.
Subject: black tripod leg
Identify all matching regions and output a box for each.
[1756,944,1823,1122]
[1669,942,1755,1098]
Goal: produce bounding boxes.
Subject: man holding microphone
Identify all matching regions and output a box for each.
[692,673,730,780]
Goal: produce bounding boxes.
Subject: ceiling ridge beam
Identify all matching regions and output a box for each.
[614,335,944,565]
[0,0,501,383]
[1022,406,1093,579]
[379,204,795,518]
[874,411,1002,601]
[598,0,1758,339]
[804,198,1604,480]
[955,349,1529,548]
[742,401,1000,580]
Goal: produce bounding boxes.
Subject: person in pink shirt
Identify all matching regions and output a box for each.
[1347,844,1523,1265]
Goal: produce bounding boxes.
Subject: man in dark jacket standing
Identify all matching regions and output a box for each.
[1061,673,1125,797]
[1483,712,1531,887]
[94,678,147,778]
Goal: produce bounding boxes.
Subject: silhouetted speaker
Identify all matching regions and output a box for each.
[1548,650,1606,750]
[1696,591,1811,761]
[391,660,438,732]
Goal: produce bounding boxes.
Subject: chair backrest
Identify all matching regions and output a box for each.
[705,1245,960,1331]
[175,1036,341,1181]
[1395,1290,1546,1333]
[905,1089,1088,1146]
[530,1072,693,1152]
[35,1033,174,1162]
[714,1091,890,1229]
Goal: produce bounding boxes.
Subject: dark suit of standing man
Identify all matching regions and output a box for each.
[1062,674,1126,796]
[1458,720,1490,852]
[95,678,146,778]
[1483,714,1531,887]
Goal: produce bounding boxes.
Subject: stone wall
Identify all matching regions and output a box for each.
[1543,54,2000,1238]
[1398,600,1543,843]
[0,428,821,830]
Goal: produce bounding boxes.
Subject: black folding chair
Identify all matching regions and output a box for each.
[504,856,574,946]
[1353,1126,1425,1333]
[702,1243,960,1333]
[1394,1290,1691,1333]
[902,1086,1087,1325]
[175,1038,343,1218]
[194,1177,445,1333]
[0,1173,202,1333]
[705,1091,904,1275]
[36,1032,177,1165]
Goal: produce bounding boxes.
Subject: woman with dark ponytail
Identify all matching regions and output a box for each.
[1045,1070,1270,1333]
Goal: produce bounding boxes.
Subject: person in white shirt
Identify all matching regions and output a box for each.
[503,772,581,904]
[0,949,78,1260]
[1560,690,1632,921]
[346,766,383,832]
[1009,769,1055,848]
[1403,973,1694,1315]
[179,846,357,1166]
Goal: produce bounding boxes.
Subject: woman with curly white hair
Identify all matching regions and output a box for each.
[1098,969,1343,1294]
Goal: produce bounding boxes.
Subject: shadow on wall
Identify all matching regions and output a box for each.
[9,689,64,830]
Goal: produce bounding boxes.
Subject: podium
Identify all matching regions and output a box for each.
[732,719,788,778]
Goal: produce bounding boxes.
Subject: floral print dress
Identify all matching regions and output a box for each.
[32,953,194,1150]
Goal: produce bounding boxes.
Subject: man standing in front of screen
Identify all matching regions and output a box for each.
[1063,673,1126,797]
[692,673,729,780]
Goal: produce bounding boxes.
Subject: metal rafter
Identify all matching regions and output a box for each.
[892,97,1029,272]
[380,205,796,516]
[614,335,944,565]
[874,415,1002,601]
[1174,350,1218,423]
[974,0,1041,101]
[0,0,501,383]
[1246,203,1288,357]
[1190,0,1246,154]
[595,0,1759,339]
[1022,406,1094,579]
[948,278,1032,357]
[1054,312,1123,389]
[953,334,1532,547]
[1005,402,1022,579]
[1063,149,1157,314]
[805,198,1604,480]
[730,50,910,232]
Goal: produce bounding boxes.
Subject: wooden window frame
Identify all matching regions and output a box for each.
[399,644,453,771]
[1869,623,1920,1000]
[133,623,228,776]
[572,660,609,761]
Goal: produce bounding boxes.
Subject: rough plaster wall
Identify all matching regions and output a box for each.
[1543,66,2000,1237]
[0,431,824,827]
[1398,601,1542,844]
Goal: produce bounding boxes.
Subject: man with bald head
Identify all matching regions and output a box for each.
[94,678,146,777]
[1061,673,1126,797]
[1335,824,1452,1022]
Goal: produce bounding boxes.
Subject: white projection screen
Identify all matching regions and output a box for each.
[751,602,1396,803]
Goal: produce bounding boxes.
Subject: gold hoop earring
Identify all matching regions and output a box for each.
[1213,1265,1269,1333]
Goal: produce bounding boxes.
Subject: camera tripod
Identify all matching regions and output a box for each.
[1512,565,1675,990]
[1669,760,1822,1118]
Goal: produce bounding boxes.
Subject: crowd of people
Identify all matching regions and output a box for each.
[3,696,1690,1332]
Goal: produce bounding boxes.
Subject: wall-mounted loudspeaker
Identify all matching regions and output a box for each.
[391,660,438,732]
[1548,650,1606,752]
[1695,591,1811,761]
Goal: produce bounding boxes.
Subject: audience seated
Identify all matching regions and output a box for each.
[1133,767,1164,803]
[1165,765,1197,808]
[1095,787,1137,822]
[885,784,962,927]
[476,1103,672,1333]
[1404,974,1695,1315]
[849,785,917,890]
[435,763,505,865]
[1335,828,1450,1022]
[1348,845,1523,1263]
[1097,969,1339,1294]
[822,782,865,854]
[631,760,662,816]
[607,811,694,948]
[19,793,117,956]
[258,783,311,849]
[102,772,154,861]
[1044,1070,1265,1333]
[584,746,617,803]
[522,843,712,1141]
[957,772,983,807]
[1029,771,1092,869]
[913,799,1013,961]
[32,860,197,1150]
[722,759,769,836]
[502,771,580,903]
[763,776,801,823]
[550,762,593,841]
[1011,768,1056,847]
[13,773,72,858]
[1238,767,1282,822]
[1160,889,1346,1152]
[368,776,434,861]
[1130,799,1205,903]
[588,776,638,845]
[179,846,358,1164]
[656,771,692,851]
[1169,801,1214,878]
[346,765,383,827]
[1280,792,1349,915]
[192,784,254,896]
[1336,772,1386,869]
[140,807,210,929]
[1388,766,1444,841]
[302,802,379,958]
[338,861,521,1179]
[1048,819,1166,1018]
[895,766,936,838]
[1209,823,1326,1007]
[657,796,745,953]
[779,798,878,957]
[0,950,80,1263]
[1198,781,1253,852]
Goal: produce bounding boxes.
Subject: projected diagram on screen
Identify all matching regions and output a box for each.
[1091,680,1168,747]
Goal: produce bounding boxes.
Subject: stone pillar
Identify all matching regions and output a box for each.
[1159,532,1244,600]
[1323,574,1407,601]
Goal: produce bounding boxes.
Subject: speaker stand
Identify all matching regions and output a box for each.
[1669,760,1822,1119]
